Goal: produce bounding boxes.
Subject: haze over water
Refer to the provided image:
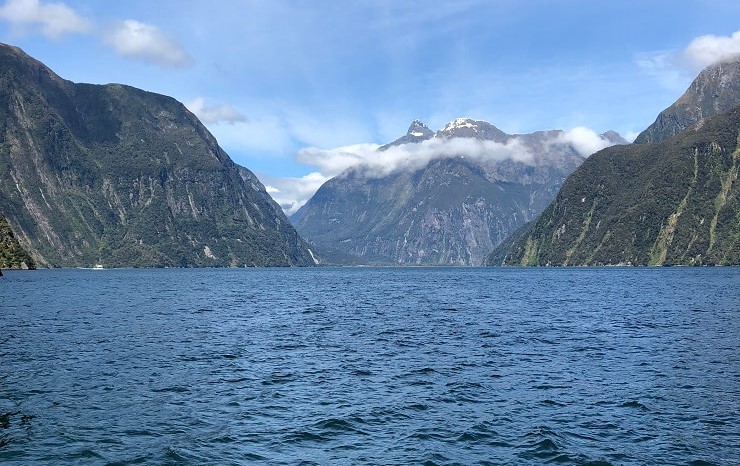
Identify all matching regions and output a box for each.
[1,267,738,465]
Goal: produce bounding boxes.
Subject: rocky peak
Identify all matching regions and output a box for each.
[441,117,482,132]
[406,119,434,138]
[379,119,434,150]
[635,56,740,144]
[600,130,629,145]
[436,117,510,142]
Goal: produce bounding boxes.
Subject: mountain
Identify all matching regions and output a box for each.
[291,118,624,265]
[0,43,315,267]
[487,105,740,266]
[378,119,435,148]
[437,117,510,141]
[0,212,34,270]
[635,57,740,144]
[601,130,629,145]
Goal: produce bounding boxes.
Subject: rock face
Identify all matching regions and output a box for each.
[292,119,623,265]
[635,57,740,144]
[0,212,35,269]
[488,106,740,266]
[0,43,315,267]
[378,120,435,148]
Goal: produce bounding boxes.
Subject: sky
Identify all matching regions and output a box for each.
[1,0,740,213]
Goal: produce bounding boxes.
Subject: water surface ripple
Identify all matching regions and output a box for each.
[0,267,738,465]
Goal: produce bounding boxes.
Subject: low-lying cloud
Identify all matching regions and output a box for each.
[186,98,247,124]
[259,171,331,215]
[557,127,613,156]
[297,137,533,179]
[684,30,740,70]
[265,128,619,214]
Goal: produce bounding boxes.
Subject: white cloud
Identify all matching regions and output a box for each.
[259,136,534,213]
[637,30,740,89]
[624,130,640,143]
[0,0,91,38]
[684,30,740,70]
[258,171,331,215]
[296,143,383,177]
[271,128,618,213]
[185,98,246,124]
[557,127,613,157]
[297,137,534,180]
[0,2,193,68]
[104,19,191,68]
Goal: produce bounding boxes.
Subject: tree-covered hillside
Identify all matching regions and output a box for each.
[488,107,740,266]
[0,44,314,267]
[0,212,35,270]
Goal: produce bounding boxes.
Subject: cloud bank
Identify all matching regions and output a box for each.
[297,137,533,179]
[271,138,533,215]
[266,127,620,215]
[104,20,191,68]
[0,0,91,38]
[186,98,247,124]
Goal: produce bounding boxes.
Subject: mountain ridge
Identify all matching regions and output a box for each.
[0,43,315,267]
[488,56,740,266]
[487,105,740,266]
[635,57,740,144]
[292,118,625,265]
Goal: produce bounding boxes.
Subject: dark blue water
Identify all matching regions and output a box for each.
[0,267,738,465]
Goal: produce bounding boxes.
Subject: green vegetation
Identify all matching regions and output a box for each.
[634,58,740,144]
[0,44,314,267]
[488,106,740,266]
[0,213,35,269]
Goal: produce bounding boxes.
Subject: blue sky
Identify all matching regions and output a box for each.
[1,0,740,211]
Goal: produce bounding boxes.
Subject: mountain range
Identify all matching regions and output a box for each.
[291,119,625,265]
[2,43,737,270]
[0,44,315,268]
[488,57,740,266]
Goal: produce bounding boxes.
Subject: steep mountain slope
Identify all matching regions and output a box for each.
[0,43,314,267]
[635,57,740,144]
[488,106,740,266]
[0,212,34,270]
[292,119,622,265]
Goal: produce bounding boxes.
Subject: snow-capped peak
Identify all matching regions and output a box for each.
[435,117,510,142]
[442,118,481,132]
